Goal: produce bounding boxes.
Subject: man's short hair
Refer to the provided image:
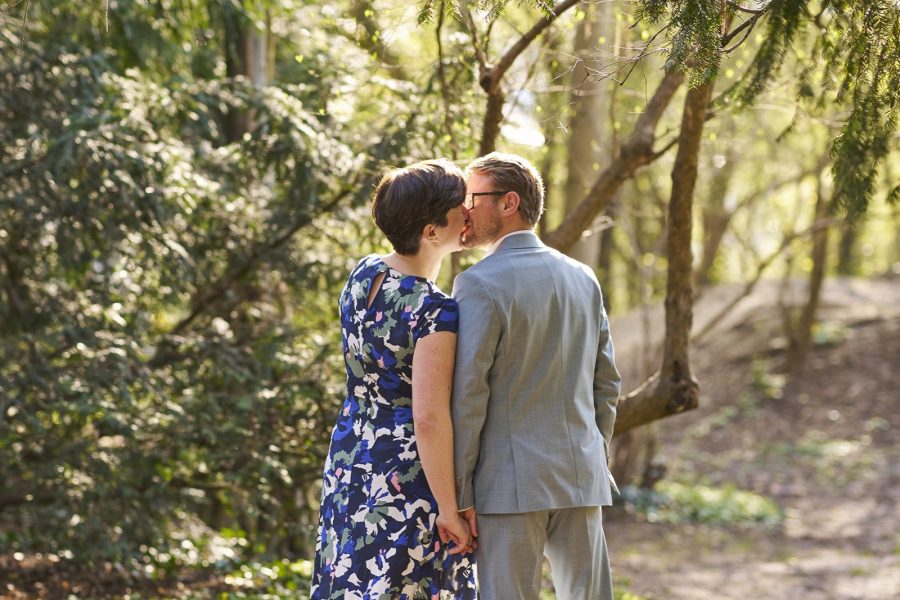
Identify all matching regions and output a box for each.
[466,152,545,225]
[371,159,466,255]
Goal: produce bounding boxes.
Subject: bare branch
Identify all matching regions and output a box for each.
[727,1,764,15]
[693,216,840,343]
[722,14,758,52]
[543,69,685,251]
[20,0,30,49]
[722,11,762,46]
[487,0,581,91]
[435,0,457,158]
[457,0,488,71]
[620,24,670,87]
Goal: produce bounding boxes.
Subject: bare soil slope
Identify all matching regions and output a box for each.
[605,277,900,600]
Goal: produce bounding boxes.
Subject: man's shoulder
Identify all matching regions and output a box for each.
[544,247,599,281]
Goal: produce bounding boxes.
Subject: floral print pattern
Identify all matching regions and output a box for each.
[311,255,476,600]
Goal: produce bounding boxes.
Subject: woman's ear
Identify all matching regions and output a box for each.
[422,223,438,243]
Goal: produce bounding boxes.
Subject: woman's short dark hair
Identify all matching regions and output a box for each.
[371,159,465,255]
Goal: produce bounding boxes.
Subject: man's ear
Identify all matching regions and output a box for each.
[500,192,521,217]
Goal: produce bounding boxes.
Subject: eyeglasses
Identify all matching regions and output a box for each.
[463,190,511,210]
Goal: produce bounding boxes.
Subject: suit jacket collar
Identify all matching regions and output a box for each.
[493,229,542,254]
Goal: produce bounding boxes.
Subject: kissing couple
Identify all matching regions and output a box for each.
[311,152,620,600]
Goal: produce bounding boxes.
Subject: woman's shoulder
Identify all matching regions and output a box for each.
[421,283,457,311]
[348,254,385,280]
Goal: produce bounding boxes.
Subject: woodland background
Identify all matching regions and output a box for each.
[0,1,898,598]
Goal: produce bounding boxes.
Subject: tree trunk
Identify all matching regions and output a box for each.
[562,2,612,268]
[222,0,271,142]
[536,31,565,238]
[597,217,614,312]
[836,221,859,275]
[788,169,831,374]
[695,142,737,286]
[613,78,713,436]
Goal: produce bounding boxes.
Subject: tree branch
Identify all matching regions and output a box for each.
[435,0,458,158]
[693,216,840,344]
[473,0,580,153]
[722,11,763,47]
[726,1,764,15]
[543,69,685,251]
[488,0,581,91]
[149,193,348,367]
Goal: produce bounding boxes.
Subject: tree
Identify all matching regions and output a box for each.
[446,0,899,434]
[0,0,431,564]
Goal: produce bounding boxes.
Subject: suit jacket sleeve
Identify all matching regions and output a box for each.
[450,271,500,510]
[593,290,621,461]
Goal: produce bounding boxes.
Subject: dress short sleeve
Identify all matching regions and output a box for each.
[413,295,459,340]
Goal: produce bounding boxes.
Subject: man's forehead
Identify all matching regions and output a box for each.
[465,171,491,186]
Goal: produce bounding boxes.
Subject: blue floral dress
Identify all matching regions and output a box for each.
[311,255,477,600]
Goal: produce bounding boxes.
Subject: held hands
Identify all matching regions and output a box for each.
[459,507,478,539]
[436,510,477,555]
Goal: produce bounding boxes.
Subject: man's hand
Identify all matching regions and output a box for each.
[459,507,478,540]
[436,512,473,555]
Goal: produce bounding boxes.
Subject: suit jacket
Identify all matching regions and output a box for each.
[451,231,621,514]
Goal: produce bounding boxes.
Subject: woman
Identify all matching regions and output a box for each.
[311,160,477,599]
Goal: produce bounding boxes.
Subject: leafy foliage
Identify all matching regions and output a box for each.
[635,0,899,216]
[0,32,349,562]
[637,0,725,86]
[617,482,784,527]
[820,1,900,218]
[0,0,430,567]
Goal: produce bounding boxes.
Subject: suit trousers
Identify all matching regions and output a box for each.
[475,506,612,600]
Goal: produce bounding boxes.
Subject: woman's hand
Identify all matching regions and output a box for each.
[436,512,474,555]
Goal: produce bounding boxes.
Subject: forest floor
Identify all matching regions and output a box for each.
[596,275,900,600]
[2,276,898,599]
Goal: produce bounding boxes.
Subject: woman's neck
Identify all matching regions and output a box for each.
[382,250,442,281]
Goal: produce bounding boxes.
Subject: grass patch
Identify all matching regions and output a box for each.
[760,432,882,486]
[617,481,784,528]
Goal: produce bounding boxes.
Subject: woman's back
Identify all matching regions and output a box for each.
[312,255,474,599]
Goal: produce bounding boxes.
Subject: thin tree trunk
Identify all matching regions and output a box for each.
[563,1,611,268]
[789,169,831,374]
[613,78,713,436]
[597,220,614,312]
[836,221,859,275]
[222,0,270,142]
[537,31,564,238]
[695,143,737,286]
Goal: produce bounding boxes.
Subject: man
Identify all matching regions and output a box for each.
[451,152,621,599]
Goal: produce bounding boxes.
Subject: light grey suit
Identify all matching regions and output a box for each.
[451,230,621,599]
